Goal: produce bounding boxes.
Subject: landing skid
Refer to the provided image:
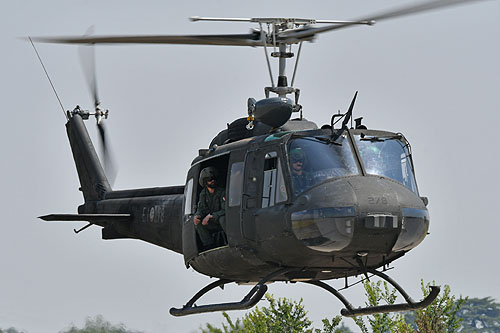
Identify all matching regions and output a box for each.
[169,268,292,317]
[170,267,439,317]
[304,268,440,317]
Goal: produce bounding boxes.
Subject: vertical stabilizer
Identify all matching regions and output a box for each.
[66,113,111,201]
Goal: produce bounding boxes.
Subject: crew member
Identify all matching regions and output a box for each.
[290,148,312,195]
[194,167,226,249]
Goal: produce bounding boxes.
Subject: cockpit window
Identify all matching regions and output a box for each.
[228,162,244,207]
[354,135,418,194]
[288,135,359,195]
[262,152,288,208]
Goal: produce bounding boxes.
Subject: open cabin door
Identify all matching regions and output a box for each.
[182,153,230,262]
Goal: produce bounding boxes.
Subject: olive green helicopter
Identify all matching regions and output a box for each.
[34,0,484,318]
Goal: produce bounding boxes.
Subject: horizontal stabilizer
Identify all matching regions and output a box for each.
[39,213,131,222]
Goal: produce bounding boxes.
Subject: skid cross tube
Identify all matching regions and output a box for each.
[169,267,293,316]
[304,268,440,317]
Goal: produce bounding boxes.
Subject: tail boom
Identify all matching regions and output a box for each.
[66,112,111,201]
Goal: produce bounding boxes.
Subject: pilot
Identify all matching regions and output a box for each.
[290,148,312,195]
[194,167,226,249]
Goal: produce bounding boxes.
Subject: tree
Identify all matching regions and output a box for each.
[201,293,352,333]
[456,297,500,332]
[350,279,408,333]
[203,280,472,332]
[353,279,467,333]
[411,281,466,333]
[0,328,25,333]
[60,315,143,333]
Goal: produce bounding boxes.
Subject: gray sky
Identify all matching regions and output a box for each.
[1,0,499,332]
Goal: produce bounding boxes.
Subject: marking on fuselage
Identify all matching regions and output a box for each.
[142,205,166,224]
[368,196,388,205]
[149,207,155,223]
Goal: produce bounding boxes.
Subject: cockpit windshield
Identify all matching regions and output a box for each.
[354,135,418,194]
[288,134,359,195]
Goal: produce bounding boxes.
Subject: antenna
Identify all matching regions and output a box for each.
[29,36,67,120]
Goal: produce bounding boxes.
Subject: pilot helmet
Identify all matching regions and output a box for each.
[290,147,306,163]
[199,166,218,187]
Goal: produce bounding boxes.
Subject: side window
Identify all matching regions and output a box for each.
[228,162,244,207]
[184,178,194,215]
[262,152,288,208]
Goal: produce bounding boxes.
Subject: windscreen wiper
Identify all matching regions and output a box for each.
[360,134,402,142]
[360,134,412,157]
[314,136,342,146]
[291,133,343,146]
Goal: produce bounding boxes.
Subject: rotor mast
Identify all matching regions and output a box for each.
[267,42,296,99]
[191,17,373,104]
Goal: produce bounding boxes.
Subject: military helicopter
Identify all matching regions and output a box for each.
[34,0,483,318]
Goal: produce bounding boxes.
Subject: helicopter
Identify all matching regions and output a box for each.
[33,0,485,319]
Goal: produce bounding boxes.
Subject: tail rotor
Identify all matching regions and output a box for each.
[78,27,117,186]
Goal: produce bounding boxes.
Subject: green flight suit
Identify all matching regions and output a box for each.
[194,187,226,247]
[291,171,312,195]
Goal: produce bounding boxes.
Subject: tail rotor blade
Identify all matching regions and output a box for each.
[97,122,117,186]
[78,27,118,185]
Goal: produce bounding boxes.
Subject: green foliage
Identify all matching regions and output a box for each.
[411,281,466,333]
[392,313,414,333]
[202,280,482,333]
[60,315,143,333]
[314,316,352,333]
[201,293,349,333]
[352,279,400,333]
[353,279,466,333]
[366,280,398,332]
[457,297,500,332]
[0,328,25,333]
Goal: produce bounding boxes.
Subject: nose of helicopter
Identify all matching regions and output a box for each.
[290,176,429,254]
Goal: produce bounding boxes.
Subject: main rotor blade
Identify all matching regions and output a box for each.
[279,0,489,42]
[33,32,264,47]
[78,27,99,108]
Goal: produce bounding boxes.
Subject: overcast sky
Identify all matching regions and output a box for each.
[1,0,499,332]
